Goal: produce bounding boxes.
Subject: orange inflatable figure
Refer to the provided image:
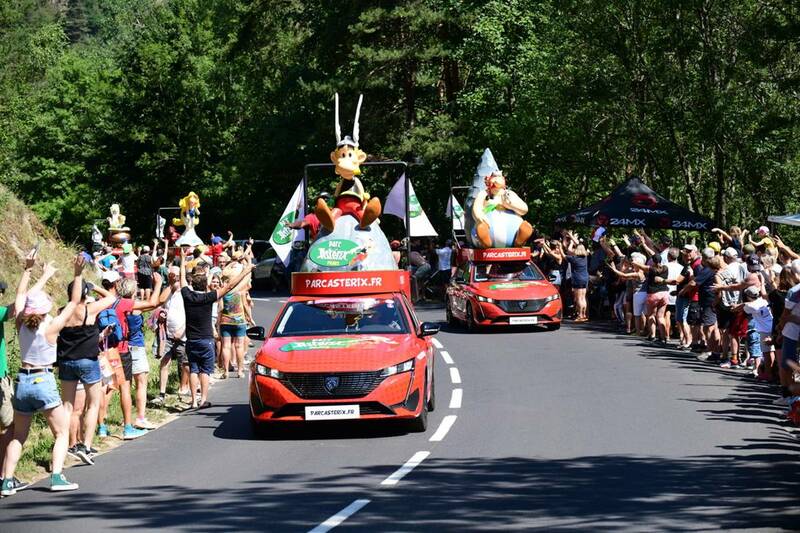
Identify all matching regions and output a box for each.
[315,94,382,232]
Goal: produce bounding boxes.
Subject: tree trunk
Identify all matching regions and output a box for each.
[713,142,726,227]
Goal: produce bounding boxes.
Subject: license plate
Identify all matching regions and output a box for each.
[304,405,360,420]
[510,316,538,325]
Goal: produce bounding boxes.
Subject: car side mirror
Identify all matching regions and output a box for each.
[419,322,440,337]
[246,326,266,341]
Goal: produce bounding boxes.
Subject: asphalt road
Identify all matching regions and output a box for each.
[2,295,800,531]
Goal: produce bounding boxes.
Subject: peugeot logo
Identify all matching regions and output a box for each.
[517,301,528,310]
[324,376,340,393]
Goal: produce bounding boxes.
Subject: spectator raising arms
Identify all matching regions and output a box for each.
[2,253,85,496]
[179,247,254,409]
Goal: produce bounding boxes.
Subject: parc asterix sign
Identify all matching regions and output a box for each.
[292,270,411,299]
[459,247,531,263]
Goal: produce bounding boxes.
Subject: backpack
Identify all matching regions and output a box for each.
[97,299,125,346]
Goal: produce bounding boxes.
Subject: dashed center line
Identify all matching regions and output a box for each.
[381,451,430,486]
[308,499,371,533]
[439,350,454,365]
[429,414,458,442]
[310,339,461,531]
[449,388,463,409]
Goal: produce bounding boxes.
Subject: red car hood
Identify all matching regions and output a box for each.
[472,280,557,300]
[258,334,423,373]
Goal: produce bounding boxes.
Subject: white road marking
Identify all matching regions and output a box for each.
[250,297,272,302]
[449,367,461,384]
[449,388,462,409]
[279,299,287,303]
[429,415,458,442]
[439,350,454,365]
[308,499,370,533]
[431,338,443,349]
[380,451,430,486]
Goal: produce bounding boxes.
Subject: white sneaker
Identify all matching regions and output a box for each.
[134,418,157,430]
[773,396,790,406]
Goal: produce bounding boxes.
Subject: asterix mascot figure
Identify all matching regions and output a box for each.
[467,149,532,248]
[174,191,204,247]
[315,93,382,233]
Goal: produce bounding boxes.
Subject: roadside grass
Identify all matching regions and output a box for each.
[0,184,186,480]
[7,327,185,479]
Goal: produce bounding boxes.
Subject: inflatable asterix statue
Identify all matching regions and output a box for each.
[472,170,532,248]
[174,191,203,247]
[315,93,382,233]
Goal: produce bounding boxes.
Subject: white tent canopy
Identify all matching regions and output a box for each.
[768,213,800,227]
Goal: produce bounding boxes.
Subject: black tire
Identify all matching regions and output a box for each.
[427,369,436,412]
[545,323,561,331]
[465,304,478,333]
[408,399,429,433]
[445,297,457,327]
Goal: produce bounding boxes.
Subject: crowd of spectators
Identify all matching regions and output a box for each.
[0,235,254,496]
[529,225,800,408]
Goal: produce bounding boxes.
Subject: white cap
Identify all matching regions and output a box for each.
[682,244,697,252]
[630,252,646,263]
[101,270,121,284]
[723,247,739,258]
[702,247,716,259]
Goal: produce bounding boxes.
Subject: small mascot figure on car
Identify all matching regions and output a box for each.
[315,93,382,233]
[472,170,532,248]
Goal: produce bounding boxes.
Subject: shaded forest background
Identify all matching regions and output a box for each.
[1,0,799,245]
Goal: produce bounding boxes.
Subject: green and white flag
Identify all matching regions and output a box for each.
[269,180,305,264]
[446,194,465,231]
[384,174,438,237]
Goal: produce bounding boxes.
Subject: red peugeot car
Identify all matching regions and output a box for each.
[445,248,562,331]
[248,271,438,436]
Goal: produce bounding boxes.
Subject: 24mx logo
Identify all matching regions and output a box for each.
[610,218,646,226]
[672,220,709,230]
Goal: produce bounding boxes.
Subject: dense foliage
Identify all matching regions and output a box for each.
[1,0,799,244]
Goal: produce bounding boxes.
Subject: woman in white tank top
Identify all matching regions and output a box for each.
[1,253,85,496]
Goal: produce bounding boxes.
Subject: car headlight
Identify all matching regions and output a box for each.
[476,295,495,303]
[380,358,415,377]
[545,294,560,302]
[255,364,283,379]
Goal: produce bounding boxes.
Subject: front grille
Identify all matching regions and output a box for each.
[496,298,548,314]
[273,402,395,418]
[280,371,385,399]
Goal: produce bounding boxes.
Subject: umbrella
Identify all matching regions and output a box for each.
[555,177,712,231]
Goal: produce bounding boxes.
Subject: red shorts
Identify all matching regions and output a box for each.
[335,196,364,221]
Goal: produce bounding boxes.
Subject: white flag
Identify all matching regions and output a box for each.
[445,194,465,231]
[269,180,305,264]
[384,174,438,237]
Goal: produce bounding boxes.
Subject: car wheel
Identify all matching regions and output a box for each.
[465,304,477,333]
[445,298,456,327]
[545,323,561,331]
[408,399,429,433]
[427,369,436,412]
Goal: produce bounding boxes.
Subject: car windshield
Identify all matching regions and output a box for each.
[274,298,409,337]
[473,262,544,282]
